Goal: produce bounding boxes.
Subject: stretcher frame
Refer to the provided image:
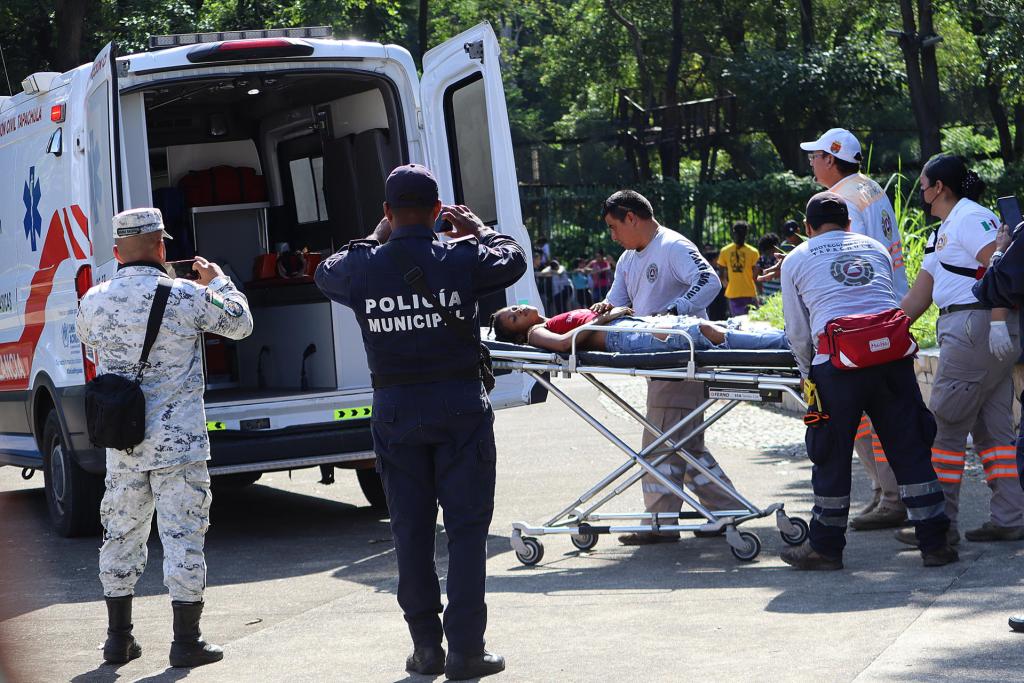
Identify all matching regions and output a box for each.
[489,324,809,565]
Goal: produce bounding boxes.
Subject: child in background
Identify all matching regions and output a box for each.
[716,221,760,316]
[756,233,782,299]
[571,258,593,308]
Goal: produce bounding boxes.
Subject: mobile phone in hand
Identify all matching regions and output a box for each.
[433,208,453,234]
[167,259,199,280]
[997,196,1023,235]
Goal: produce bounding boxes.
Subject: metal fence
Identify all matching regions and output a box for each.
[518,175,820,263]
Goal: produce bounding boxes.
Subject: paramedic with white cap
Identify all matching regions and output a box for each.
[899,154,1024,546]
[76,208,253,668]
[800,127,907,531]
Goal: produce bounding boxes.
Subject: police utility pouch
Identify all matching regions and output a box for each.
[817,307,917,370]
[85,281,172,451]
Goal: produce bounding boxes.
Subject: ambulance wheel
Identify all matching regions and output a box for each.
[41,411,102,538]
[780,517,809,546]
[570,532,599,551]
[515,537,544,566]
[357,468,388,511]
[730,531,762,562]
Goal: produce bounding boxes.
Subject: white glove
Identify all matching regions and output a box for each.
[988,320,1016,361]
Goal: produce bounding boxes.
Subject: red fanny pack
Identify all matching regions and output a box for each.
[817,308,918,370]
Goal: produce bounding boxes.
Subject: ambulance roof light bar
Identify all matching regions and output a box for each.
[148,26,332,51]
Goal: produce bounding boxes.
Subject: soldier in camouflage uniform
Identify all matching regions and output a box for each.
[76,208,253,668]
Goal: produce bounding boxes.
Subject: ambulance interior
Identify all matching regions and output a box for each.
[130,72,405,399]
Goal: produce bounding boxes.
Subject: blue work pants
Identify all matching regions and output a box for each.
[806,359,950,557]
[371,381,496,655]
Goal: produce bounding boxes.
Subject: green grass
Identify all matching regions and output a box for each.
[750,162,939,348]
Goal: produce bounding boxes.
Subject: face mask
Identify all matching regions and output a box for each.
[919,187,932,215]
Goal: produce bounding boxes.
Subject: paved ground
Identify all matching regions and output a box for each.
[0,375,1022,682]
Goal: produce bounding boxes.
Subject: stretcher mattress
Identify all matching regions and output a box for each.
[484,340,798,370]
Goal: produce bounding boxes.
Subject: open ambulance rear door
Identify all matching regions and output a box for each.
[420,23,544,409]
[83,42,122,280]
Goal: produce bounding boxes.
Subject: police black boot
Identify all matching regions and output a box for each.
[102,595,142,664]
[406,644,446,675]
[169,601,224,668]
[445,650,505,680]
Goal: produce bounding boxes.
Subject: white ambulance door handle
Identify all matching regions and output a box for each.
[75,128,86,154]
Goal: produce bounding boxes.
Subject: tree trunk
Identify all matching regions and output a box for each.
[916,0,942,158]
[53,0,89,72]
[798,0,815,50]
[896,0,941,162]
[963,0,1014,164]
[658,0,684,179]
[417,0,429,64]
[1015,103,1024,159]
[606,1,654,180]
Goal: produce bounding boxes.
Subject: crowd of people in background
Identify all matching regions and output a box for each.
[533,246,614,315]
[534,218,801,319]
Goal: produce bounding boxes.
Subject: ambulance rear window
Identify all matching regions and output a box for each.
[442,73,497,226]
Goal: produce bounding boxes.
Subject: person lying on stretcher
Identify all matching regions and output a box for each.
[490,305,788,353]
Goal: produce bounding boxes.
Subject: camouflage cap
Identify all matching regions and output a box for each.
[112,208,173,240]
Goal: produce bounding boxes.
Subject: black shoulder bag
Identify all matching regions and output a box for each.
[390,251,496,393]
[85,280,172,452]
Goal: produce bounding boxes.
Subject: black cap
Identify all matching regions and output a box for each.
[805,191,849,227]
[385,164,439,209]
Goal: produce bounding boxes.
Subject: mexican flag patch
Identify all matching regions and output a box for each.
[205,289,225,309]
[982,219,998,232]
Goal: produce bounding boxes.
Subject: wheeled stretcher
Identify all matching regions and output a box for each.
[485,325,810,565]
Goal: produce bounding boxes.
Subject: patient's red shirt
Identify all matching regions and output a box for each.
[544,309,598,334]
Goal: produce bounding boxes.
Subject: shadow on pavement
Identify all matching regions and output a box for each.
[0,482,392,620]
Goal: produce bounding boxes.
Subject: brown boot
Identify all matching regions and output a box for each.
[780,543,843,570]
[850,504,907,531]
[855,489,881,517]
[921,545,959,567]
[895,527,960,547]
[617,531,680,546]
[964,522,1024,542]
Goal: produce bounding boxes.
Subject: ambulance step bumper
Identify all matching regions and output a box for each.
[208,422,373,468]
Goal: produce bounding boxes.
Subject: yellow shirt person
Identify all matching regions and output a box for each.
[716,223,760,315]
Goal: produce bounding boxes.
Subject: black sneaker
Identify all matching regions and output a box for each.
[406,645,446,675]
[780,543,843,570]
[445,650,505,680]
[1009,615,1024,632]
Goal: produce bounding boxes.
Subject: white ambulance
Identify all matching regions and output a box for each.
[0,24,543,536]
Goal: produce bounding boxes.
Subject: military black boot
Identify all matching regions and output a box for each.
[169,601,224,668]
[406,644,446,675]
[445,650,505,680]
[103,595,142,664]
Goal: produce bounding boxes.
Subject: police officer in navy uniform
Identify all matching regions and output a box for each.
[315,164,527,680]
[973,215,1024,632]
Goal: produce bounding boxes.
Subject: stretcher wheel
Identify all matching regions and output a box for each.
[780,516,809,546]
[516,537,544,566]
[730,531,762,562]
[570,532,599,551]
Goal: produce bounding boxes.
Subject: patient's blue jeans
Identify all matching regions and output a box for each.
[603,316,788,353]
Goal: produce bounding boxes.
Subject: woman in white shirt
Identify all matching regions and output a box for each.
[900,155,1024,545]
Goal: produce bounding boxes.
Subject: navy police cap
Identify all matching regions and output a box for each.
[385,164,439,209]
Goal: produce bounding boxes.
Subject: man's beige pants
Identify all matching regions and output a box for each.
[640,379,742,515]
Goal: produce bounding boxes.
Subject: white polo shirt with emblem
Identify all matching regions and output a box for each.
[606,226,722,317]
[830,172,908,297]
[922,197,1000,309]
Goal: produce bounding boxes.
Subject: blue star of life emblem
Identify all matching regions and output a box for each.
[23,167,42,252]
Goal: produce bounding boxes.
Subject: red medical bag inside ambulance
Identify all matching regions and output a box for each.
[817,308,918,370]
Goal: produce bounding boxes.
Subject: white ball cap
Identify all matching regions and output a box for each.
[799,128,863,165]
[112,208,173,240]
